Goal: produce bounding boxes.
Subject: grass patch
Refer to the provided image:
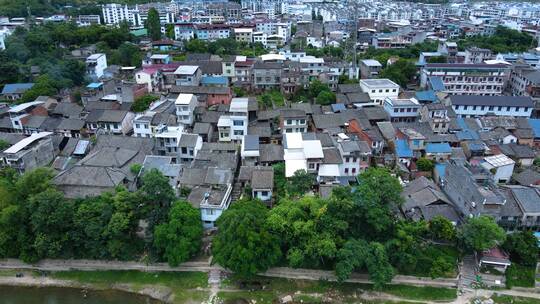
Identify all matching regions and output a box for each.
[383,284,456,301]
[51,270,208,304]
[505,264,535,288]
[226,276,456,302]
[218,290,425,304]
[491,294,540,304]
[0,269,19,276]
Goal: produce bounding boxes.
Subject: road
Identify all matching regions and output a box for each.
[0,258,456,287]
[2,258,540,303]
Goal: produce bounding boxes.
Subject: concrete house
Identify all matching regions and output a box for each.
[86,53,107,81]
[85,110,135,135]
[0,132,55,173]
[174,65,202,86]
[175,93,197,126]
[360,79,400,105]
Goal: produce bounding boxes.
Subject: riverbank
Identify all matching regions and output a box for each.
[0,271,170,302]
[0,269,208,303]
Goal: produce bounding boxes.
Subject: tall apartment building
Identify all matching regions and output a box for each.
[420,63,509,96]
[102,4,139,26]
[102,3,175,27]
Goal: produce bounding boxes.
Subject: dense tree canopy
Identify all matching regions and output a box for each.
[267,196,348,268]
[145,8,161,41]
[459,215,506,252]
[213,200,281,278]
[458,26,537,54]
[503,231,538,267]
[154,201,203,267]
[0,167,189,263]
[379,59,416,88]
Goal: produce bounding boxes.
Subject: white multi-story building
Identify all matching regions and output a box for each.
[102,4,139,26]
[360,79,400,105]
[86,53,107,81]
[217,98,248,142]
[283,132,324,178]
[450,95,534,118]
[481,154,515,184]
[175,93,197,125]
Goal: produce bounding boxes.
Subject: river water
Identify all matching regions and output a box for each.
[0,286,162,304]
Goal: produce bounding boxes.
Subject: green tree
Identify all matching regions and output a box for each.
[366,242,394,289]
[287,169,314,197]
[267,196,347,268]
[165,24,175,39]
[315,90,336,105]
[213,200,281,277]
[351,168,404,237]
[139,169,176,231]
[154,201,203,266]
[416,157,434,172]
[379,59,416,88]
[20,75,58,103]
[29,189,75,260]
[132,94,159,112]
[503,231,538,267]
[146,8,161,41]
[307,79,331,100]
[429,257,454,279]
[459,215,506,252]
[428,216,456,242]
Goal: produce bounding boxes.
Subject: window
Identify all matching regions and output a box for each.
[516,107,521,111]
[261,191,268,196]
[181,147,187,154]
[352,168,356,174]
[507,106,511,111]
[344,168,349,174]
[234,130,244,135]
[345,156,350,162]
[299,119,306,124]
[233,120,244,126]
[488,106,494,111]
[286,119,292,125]
[113,123,118,129]
[480,106,485,111]
[309,163,315,169]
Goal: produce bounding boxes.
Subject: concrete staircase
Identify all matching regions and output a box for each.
[460,254,478,291]
[230,182,243,203]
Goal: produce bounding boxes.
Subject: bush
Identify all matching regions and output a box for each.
[505,264,535,288]
[417,158,434,172]
[132,94,159,113]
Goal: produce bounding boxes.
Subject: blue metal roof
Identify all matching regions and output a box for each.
[456,117,479,140]
[534,232,540,248]
[429,76,445,92]
[415,90,437,103]
[86,82,103,89]
[1,83,34,94]
[529,119,540,139]
[435,163,447,180]
[201,76,227,85]
[331,103,346,112]
[426,143,452,154]
[396,139,413,158]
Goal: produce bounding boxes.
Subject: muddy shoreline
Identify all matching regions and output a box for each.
[0,275,171,303]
